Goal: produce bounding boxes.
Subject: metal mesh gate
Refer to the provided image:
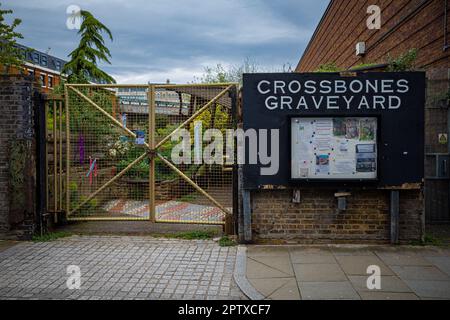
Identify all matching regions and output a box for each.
[47,83,237,226]
[425,73,450,223]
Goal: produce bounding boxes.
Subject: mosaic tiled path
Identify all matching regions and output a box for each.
[0,236,246,300]
[102,200,228,223]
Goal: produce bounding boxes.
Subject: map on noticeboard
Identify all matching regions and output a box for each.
[291,117,378,180]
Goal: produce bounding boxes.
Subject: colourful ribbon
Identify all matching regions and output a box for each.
[87,157,97,185]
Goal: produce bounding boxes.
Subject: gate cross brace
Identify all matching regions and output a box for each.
[68,86,149,148]
[66,84,233,218]
[155,85,234,149]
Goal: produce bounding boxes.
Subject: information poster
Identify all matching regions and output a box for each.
[291,117,377,180]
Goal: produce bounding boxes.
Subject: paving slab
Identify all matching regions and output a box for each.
[247,247,290,259]
[239,245,450,300]
[246,258,291,279]
[335,255,394,275]
[417,247,450,257]
[424,256,450,276]
[330,246,377,257]
[290,250,336,264]
[391,265,450,281]
[249,255,294,276]
[288,247,332,255]
[375,251,433,266]
[404,280,450,299]
[348,275,413,293]
[298,281,360,300]
[359,291,419,300]
[248,277,292,297]
[293,263,347,282]
[267,278,301,300]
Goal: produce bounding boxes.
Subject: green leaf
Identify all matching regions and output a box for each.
[0,3,25,69]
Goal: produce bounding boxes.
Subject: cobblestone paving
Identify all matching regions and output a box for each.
[0,236,245,300]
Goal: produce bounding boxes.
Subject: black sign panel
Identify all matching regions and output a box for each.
[242,72,425,189]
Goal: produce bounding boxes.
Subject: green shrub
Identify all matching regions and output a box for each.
[314,63,341,73]
[349,62,380,70]
[386,49,418,72]
[218,236,236,247]
[174,230,217,240]
[32,231,72,242]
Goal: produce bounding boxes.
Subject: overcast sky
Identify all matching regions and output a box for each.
[6,0,329,83]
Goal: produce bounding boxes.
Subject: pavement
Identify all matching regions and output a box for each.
[236,245,450,300]
[2,235,450,300]
[0,241,19,253]
[0,236,245,300]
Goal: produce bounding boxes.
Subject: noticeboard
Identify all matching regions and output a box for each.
[291,117,378,180]
[242,72,425,189]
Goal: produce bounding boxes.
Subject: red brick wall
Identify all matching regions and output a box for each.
[1,64,63,94]
[251,188,423,243]
[296,0,449,72]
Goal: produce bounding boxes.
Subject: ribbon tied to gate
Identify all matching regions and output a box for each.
[86,156,98,185]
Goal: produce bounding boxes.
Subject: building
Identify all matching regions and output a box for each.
[245,0,449,244]
[296,0,449,73]
[1,43,67,93]
[117,87,190,116]
[295,0,450,225]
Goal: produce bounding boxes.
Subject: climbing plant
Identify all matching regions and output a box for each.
[386,48,418,72]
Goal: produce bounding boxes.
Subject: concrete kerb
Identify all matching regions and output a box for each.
[233,246,265,300]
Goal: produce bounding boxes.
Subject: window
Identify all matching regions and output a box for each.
[291,117,378,180]
[40,55,48,67]
[20,48,27,60]
[32,52,40,64]
[48,76,53,88]
[40,74,46,87]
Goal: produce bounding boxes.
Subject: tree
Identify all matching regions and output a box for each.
[63,10,115,83]
[195,58,292,85]
[0,3,24,72]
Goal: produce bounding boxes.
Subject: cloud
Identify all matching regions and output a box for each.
[6,0,329,83]
[111,67,205,84]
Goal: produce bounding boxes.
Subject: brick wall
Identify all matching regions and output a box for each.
[251,188,423,243]
[277,0,446,241]
[296,0,449,72]
[0,75,39,239]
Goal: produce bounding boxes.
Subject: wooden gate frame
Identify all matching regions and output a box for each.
[63,83,237,226]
